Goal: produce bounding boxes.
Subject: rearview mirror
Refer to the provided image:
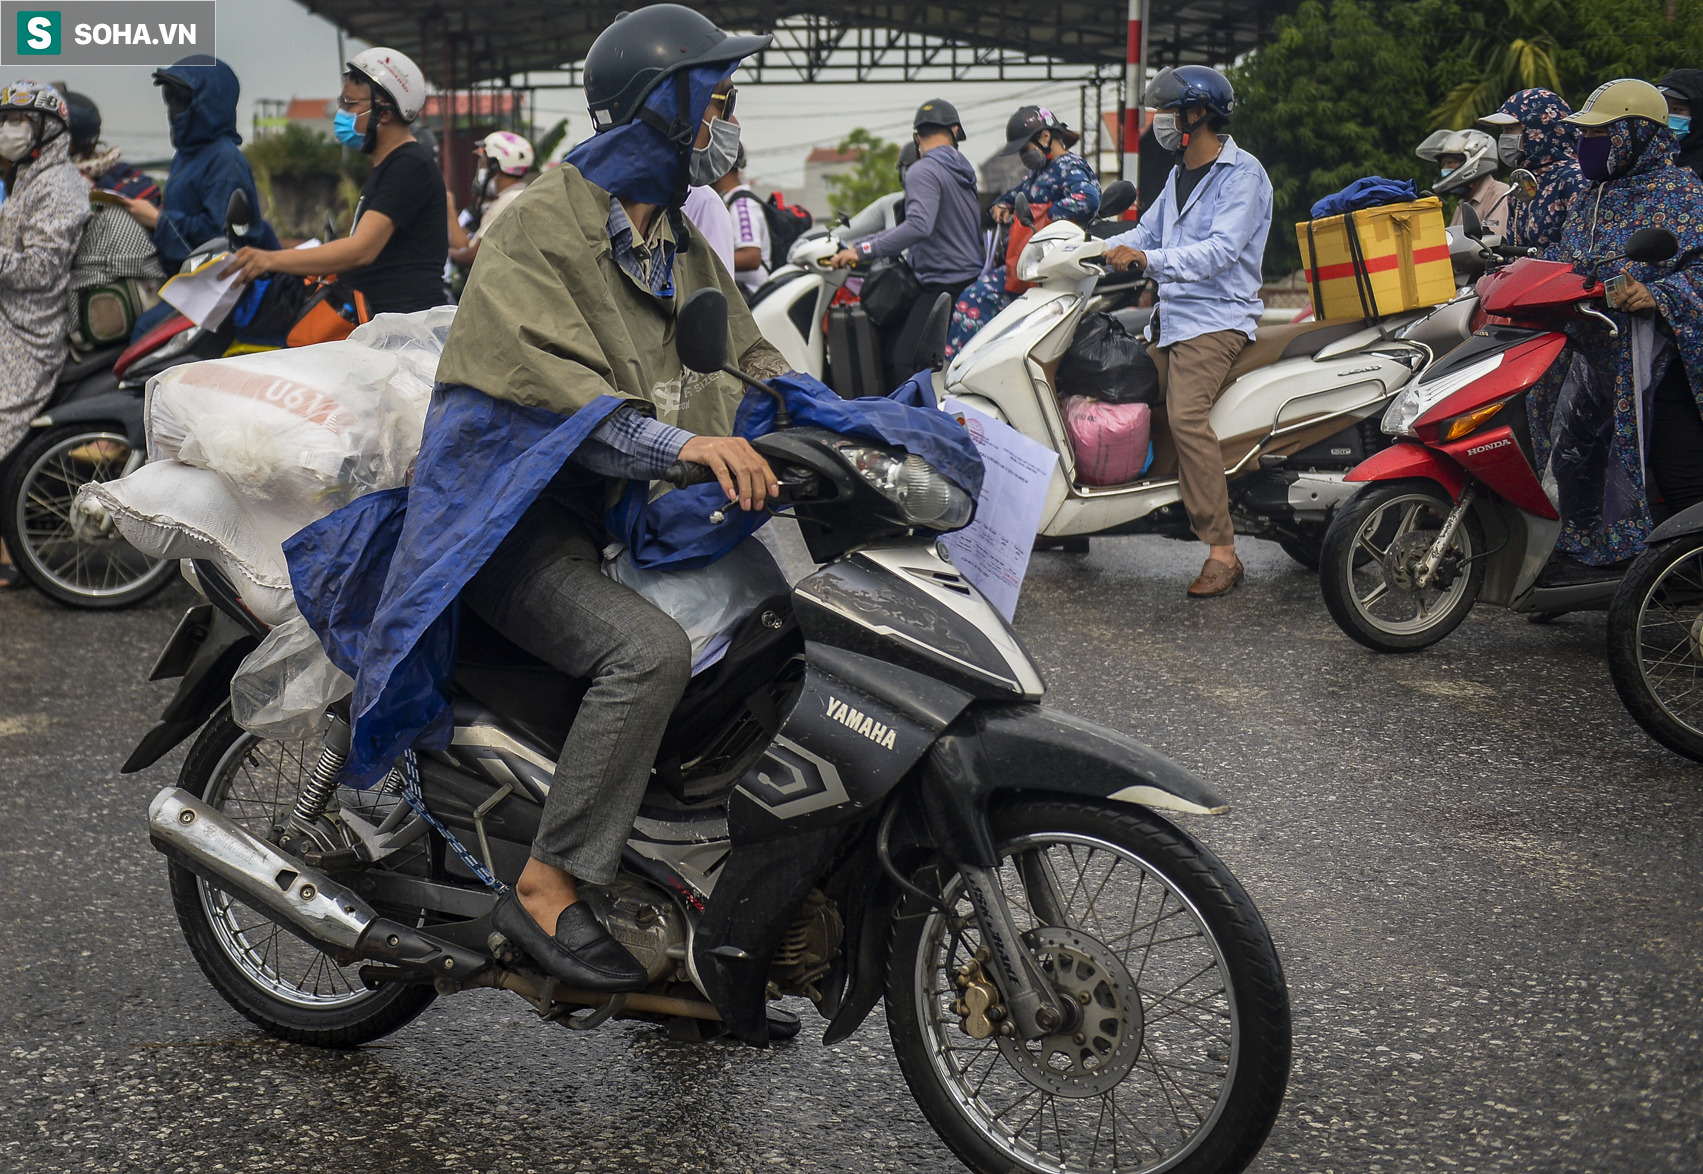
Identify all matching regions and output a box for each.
[224,188,251,240]
[676,288,730,375]
[1626,227,1680,265]
[1097,180,1137,221]
[1013,192,1034,229]
[1508,168,1538,202]
[1458,203,1483,241]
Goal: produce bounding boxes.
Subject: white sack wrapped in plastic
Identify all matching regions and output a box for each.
[144,306,454,513]
[604,536,790,675]
[229,614,354,741]
[77,460,304,624]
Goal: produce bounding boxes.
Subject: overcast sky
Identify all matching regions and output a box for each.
[39,0,1106,190]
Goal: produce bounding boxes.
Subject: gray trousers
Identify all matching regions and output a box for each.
[462,497,691,885]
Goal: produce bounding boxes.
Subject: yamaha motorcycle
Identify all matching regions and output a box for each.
[131,290,1290,1174]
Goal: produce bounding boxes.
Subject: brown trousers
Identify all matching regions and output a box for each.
[1155,329,1247,547]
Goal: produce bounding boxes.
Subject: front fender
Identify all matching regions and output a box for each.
[1647,500,1703,546]
[917,703,1227,866]
[1344,440,1467,501]
[33,390,145,448]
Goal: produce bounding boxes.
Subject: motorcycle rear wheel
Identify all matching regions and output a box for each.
[0,424,176,608]
[167,707,437,1047]
[1319,480,1484,653]
[886,796,1290,1174]
[1606,533,1703,762]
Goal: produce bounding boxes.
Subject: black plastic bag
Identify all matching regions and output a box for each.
[1057,312,1159,405]
[858,259,923,327]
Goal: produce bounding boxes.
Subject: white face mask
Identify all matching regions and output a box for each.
[1497,131,1523,167]
[1153,112,1183,153]
[0,120,35,162]
[689,117,742,187]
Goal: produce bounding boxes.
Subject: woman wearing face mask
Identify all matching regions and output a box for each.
[223,48,448,316]
[448,131,535,271]
[1531,79,1703,577]
[1657,70,1703,180]
[0,81,89,589]
[1479,89,1590,251]
[945,106,1099,358]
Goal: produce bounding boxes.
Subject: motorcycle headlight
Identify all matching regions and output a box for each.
[1381,351,1506,438]
[1016,239,1052,283]
[836,443,975,530]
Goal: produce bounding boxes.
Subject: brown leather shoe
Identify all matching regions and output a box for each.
[1187,555,1244,598]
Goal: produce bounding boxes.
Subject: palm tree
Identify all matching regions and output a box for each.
[1429,0,1567,129]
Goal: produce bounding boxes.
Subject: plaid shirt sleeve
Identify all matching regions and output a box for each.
[571,404,693,480]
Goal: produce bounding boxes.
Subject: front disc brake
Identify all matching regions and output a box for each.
[996,926,1144,1099]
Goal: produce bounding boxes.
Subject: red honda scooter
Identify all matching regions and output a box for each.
[1318,225,1681,652]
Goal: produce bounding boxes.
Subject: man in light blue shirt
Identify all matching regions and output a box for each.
[1106,66,1272,597]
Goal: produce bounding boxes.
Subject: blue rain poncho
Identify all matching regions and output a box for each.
[284,370,981,788]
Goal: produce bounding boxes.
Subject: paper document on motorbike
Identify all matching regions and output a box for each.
[940,398,1058,621]
[158,252,245,330]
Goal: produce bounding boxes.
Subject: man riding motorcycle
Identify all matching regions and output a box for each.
[1104,66,1273,598]
[288,6,790,993]
[1415,127,1510,240]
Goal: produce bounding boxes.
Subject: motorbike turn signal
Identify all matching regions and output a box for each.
[1441,400,1505,441]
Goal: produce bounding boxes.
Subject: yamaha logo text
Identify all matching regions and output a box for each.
[825,695,898,750]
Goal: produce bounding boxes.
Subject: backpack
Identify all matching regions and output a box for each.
[727,189,813,270]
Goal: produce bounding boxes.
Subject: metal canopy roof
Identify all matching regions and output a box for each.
[299,2,1298,86]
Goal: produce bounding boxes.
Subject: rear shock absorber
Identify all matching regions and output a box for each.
[290,715,353,828]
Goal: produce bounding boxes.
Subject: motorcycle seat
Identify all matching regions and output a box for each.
[1215,318,1365,391]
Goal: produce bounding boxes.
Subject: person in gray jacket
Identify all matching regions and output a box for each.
[831,99,983,380]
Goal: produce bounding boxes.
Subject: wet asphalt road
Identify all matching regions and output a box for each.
[2,536,1700,1174]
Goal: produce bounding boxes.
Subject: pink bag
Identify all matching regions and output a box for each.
[1063,395,1151,487]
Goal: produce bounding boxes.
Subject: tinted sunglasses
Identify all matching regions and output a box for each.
[710,86,737,120]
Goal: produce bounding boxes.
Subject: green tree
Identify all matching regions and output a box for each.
[533,117,570,166]
[1229,0,1450,277]
[823,128,901,217]
[1428,0,1568,129]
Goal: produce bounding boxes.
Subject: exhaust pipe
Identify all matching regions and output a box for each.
[149,786,485,978]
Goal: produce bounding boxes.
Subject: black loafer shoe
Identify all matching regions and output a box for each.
[492,892,649,993]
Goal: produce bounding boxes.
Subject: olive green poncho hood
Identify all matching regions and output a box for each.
[436,163,764,436]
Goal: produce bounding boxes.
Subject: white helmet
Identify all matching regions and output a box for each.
[347,47,426,122]
[480,131,534,176]
[1415,128,1499,194]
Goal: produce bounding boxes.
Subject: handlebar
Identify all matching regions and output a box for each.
[662,460,719,487]
[1488,244,1538,260]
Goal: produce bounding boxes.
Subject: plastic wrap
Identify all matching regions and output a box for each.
[604,536,790,674]
[229,614,354,741]
[76,460,303,624]
[1063,395,1152,487]
[144,306,454,514]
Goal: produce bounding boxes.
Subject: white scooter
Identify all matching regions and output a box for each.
[942,181,1483,563]
[748,193,902,383]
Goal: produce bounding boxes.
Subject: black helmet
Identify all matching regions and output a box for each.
[997,105,1079,156]
[64,90,100,153]
[913,98,965,142]
[584,5,771,132]
[1147,66,1235,121]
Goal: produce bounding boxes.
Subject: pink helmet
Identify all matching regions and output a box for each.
[479,131,535,176]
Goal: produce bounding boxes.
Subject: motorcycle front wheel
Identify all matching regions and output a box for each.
[1606,532,1703,762]
[0,424,177,608]
[167,706,437,1047]
[886,796,1290,1174]
[1318,480,1484,653]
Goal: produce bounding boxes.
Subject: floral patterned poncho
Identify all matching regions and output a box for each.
[1497,89,1591,251]
[1534,117,1703,566]
[946,152,1101,357]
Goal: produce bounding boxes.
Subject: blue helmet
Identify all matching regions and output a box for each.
[1147,65,1235,121]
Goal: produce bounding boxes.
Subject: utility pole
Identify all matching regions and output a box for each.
[1122,0,1149,182]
